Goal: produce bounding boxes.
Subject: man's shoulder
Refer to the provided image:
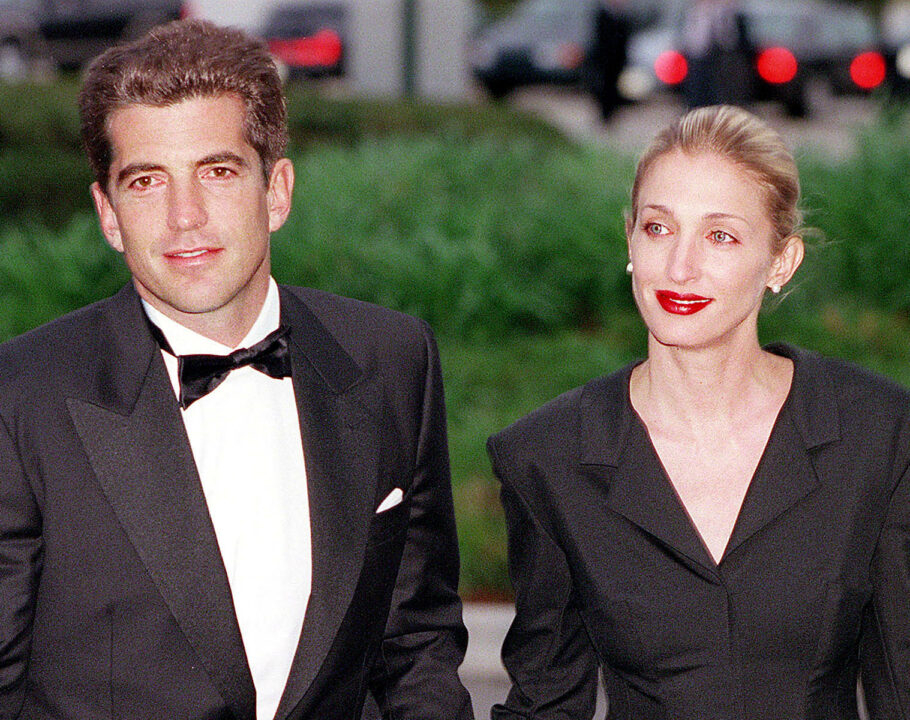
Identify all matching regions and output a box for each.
[0,295,118,370]
[280,285,433,362]
[282,285,426,333]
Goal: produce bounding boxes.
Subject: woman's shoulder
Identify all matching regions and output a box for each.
[488,362,636,469]
[782,343,910,408]
[776,344,910,445]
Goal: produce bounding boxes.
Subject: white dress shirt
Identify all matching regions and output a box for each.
[143,279,311,720]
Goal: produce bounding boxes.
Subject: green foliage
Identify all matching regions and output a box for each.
[798,113,910,315]
[273,135,633,339]
[0,217,127,340]
[0,81,567,228]
[0,80,82,150]
[283,85,570,149]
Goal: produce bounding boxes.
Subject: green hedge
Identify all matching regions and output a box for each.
[0,80,568,228]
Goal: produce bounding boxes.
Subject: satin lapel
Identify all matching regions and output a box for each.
[579,369,720,581]
[274,289,378,719]
[65,287,255,720]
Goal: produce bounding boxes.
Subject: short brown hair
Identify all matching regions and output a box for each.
[79,19,288,189]
[628,105,802,254]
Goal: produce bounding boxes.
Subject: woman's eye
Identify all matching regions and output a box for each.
[710,230,737,244]
[645,222,668,236]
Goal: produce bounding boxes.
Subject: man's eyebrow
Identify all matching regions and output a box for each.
[116,162,163,186]
[198,152,249,169]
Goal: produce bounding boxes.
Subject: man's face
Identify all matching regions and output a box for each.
[91,93,293,344]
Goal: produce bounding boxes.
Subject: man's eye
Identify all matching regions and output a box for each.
[645,222,668,236]
[207,167,235,178]
[131,176,155,189]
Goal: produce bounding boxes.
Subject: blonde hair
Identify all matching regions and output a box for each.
[628,105,802,254]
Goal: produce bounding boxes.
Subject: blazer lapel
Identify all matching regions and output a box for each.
[723,344,840,559]
[580,370,721,581]
[274,288,380,719]
[65,285,256,720]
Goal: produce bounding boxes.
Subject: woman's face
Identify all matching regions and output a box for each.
[627,149,800,352]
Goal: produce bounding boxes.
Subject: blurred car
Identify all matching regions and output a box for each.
[469,0,597,99]
[0,0,183,80]
[263,3,346,80]
[468,0,666,108]
[621,0,886,116]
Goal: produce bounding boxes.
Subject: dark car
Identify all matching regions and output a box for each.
[468,0,666,115]
[624,0,885,116]
[469,0,596,99]
[263,3,346,80]
[0,0,183,79]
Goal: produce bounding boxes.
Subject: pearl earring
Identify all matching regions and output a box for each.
[770,284,781,294]
[626,261,633,274]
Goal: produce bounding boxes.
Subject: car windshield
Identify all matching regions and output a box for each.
[516,0,587,25]
[745,7,813,48]
[745,3,875,53]
[816,10,876,49]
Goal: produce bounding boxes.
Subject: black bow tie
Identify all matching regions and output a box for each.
[147,322,293,409]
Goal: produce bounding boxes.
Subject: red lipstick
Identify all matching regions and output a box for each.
[655,290,713,315]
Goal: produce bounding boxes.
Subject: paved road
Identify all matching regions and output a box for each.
[507,86,880,159]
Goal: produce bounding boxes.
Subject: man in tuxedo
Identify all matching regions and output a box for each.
[0,19,472,720]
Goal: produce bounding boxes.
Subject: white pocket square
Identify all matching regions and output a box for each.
[376,488,403,513]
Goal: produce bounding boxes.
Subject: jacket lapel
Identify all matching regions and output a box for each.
[579,370,720,580]
[723,344,839,559]
[274,288,380,719]
[65,285,256,720]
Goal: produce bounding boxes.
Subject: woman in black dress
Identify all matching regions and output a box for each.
[488,105,910,719]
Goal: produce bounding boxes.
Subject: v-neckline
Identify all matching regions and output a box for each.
[624,353,797,569]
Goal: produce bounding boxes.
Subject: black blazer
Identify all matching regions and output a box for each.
[0,283,473,720]
[487,344,910,719]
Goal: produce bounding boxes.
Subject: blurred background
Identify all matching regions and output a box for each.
[1,0,909,712]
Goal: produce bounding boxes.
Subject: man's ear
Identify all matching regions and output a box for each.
[90,182,124,253]
[266,158,294,233]
[768,235,805,292]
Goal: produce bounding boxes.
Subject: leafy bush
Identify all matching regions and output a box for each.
[0,217,126,340]
[273,135,633,338]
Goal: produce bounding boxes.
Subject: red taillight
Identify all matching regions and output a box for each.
[268,29,343,68]
[756,47,798,84]
[850,51,886,90]
[558,43,585,70]
[654,51,688,85]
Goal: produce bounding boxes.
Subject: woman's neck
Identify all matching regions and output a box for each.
[630,336,792,431]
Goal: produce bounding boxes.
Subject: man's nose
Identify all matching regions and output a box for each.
[166,178,208,232]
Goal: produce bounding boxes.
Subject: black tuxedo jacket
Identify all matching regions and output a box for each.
[0,283,473,719]
[487,344,910,719]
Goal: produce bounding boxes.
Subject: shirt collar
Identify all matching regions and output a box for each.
[141,278,281,357]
